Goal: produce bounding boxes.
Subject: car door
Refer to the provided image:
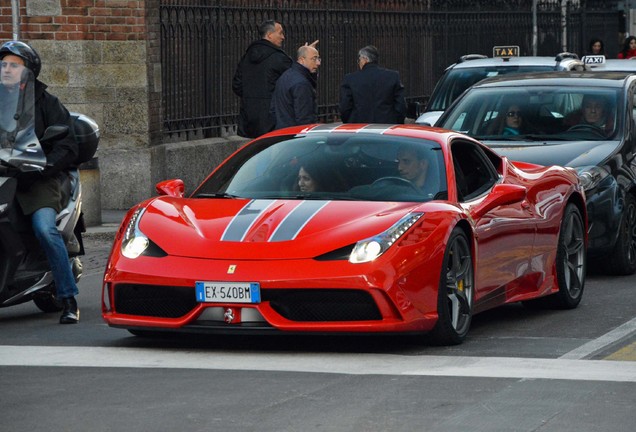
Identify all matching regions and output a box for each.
[452,139,536,311]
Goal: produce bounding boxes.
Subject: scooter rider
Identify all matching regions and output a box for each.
[0,41,80,324]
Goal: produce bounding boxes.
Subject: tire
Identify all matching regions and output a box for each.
[603,193,636,275]
[32,285,63,313]
[429,228,474,345]
[525,203,586,309]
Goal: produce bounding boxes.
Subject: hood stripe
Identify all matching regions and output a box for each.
[269,200,330,242]
[221,199,276,241]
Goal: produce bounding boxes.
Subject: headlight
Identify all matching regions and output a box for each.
[349,212,424,263]
[121,207,149,259]
[578,165,610,191]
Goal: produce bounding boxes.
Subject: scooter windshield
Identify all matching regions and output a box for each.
[0,66,46,168]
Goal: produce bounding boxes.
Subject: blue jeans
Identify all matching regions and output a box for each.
[31,207,79,300]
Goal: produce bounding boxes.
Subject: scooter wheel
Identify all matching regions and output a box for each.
[33,287,63,313]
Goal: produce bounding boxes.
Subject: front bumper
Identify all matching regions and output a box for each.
[102,253,442,335]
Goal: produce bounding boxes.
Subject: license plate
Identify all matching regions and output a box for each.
[195,281,261,304]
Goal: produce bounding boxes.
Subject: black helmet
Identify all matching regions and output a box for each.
[0,41,41,78]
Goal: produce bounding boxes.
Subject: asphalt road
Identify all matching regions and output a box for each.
[0,234,635,432]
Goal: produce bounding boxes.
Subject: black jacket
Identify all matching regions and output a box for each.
[232,39,292,138]
[15,80,78,215]
[270,62,318,130]
[34,80,78,175]
[339,63,406,124]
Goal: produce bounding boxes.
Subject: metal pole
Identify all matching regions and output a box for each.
[11,0,21,40]
[561,0,568,52]
[561,0,568,51]
[532,0,538,55]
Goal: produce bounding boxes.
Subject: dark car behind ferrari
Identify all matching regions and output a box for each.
[436,71,636,275]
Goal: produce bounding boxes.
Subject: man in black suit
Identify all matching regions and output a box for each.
[232,20,292,138]
[339,45,406,124]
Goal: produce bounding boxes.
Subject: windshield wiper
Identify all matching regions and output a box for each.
[195,192,242,199]
[481,134,571,142]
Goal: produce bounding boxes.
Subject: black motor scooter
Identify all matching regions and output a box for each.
[0,68,99,312]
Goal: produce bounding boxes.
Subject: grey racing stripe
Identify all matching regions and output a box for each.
[221,199,276,241]
[357,124,394,133]
[269,200,330,242]
[304,123,341,133]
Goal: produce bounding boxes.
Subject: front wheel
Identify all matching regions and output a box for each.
[429,228,474,345]
[525,203,586,309]
[32,284,63,313]
[603,194,636,275]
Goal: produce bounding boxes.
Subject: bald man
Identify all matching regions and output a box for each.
[270,45,322,130]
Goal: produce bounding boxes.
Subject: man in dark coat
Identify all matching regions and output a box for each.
[339,45,406,124]
[232,20,292,138]
[270,46,321,130]
[0,41,80,324]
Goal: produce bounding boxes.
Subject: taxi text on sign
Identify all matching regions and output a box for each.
[583,55,605,65]
[493,46,520,57]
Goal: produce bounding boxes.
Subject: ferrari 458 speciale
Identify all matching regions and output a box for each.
[102,124,586,345]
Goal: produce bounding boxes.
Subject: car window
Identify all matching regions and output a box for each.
[427,65,555,112]
[439,86,621,142]
[195,134,448,203]
[451,139,499,201]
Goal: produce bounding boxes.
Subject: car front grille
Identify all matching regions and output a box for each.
[114,284,197,318]
[113,284,382,322]
[263,289,382,322]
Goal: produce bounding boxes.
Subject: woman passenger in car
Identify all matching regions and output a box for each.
[502,104,524,135]
[297,165,322,192]
[484,103,530,136]
[295,157,347,193]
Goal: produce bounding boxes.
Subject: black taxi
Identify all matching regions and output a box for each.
[436,71,636,275]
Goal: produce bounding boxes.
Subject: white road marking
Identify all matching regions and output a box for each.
[559,316,636,360]
[1,345,635,382]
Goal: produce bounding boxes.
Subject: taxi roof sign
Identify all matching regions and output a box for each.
[582,55,606,65]
[493,46,520,58]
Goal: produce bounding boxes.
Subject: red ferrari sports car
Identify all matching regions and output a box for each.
[102,124,587,345]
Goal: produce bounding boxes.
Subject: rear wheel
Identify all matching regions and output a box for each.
[429,228,474,345]
[604,194,636,275]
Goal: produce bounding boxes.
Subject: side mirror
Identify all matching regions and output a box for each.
[406,101,421,119]
[471,183,526,219]
[156,179,185,197]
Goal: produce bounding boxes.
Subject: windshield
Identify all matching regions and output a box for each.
[0,65,45,167]
[195,133,447,202]
[427,65,555,112]
[438,85,621,142]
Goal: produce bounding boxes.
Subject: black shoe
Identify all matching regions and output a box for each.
[59,297,80,324]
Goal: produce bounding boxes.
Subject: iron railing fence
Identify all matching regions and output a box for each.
[160,0,620,141]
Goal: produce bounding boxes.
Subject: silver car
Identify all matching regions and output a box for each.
[415,50,586,125]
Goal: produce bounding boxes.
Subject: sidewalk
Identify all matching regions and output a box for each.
[84,209,127,241]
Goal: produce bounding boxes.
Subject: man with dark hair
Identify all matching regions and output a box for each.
[270,45,321,130]
[339,45,406,124]
[232,20,292,138]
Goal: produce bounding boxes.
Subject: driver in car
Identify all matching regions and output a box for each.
[582,95,608,127]
[567,94,613,136]
[397,145,438,199]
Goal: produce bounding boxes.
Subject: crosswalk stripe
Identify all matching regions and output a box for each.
[1,345,635,382]
[559,317,636,360]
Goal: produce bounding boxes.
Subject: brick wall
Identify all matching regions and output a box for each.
[0,0,146,41]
